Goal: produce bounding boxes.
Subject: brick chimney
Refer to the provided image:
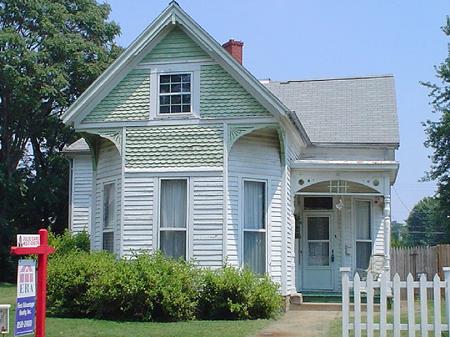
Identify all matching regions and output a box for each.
[222,39,244,64]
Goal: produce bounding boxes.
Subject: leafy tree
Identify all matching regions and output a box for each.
[405,197,447,246]
[421,16,450,239]
[0,0,122,281]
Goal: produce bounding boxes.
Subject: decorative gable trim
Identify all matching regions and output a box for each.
[228,123,286,165]
[61,2,310,145]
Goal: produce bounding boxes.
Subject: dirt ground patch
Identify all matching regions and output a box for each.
[254,310,341,337]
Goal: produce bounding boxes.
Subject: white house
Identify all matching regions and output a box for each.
[62,2,399,296]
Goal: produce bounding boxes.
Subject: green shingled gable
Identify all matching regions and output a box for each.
[82,69,150,123]
[126,125,223,168]
[140,26,210,63]
[200,64,272,118]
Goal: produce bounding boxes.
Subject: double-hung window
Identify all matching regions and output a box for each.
[102,183,115,253]
[355,200,372,270]
[159,73,191,114]
[159,179,188,260]
[243,180,266,274]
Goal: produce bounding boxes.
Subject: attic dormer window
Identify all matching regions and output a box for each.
[159,73,191,114]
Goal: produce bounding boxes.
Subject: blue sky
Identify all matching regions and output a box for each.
[106,0,450,222]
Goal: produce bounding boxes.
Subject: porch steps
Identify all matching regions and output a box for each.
[289,292,381,311]
[301,291,381,304]
[289,302,380,312]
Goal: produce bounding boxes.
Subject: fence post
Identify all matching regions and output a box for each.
[393,273,401,337]
[419,273,428,337]
[341,267,351,337]
[406,273,415,337]
[354,272,361,337]
[367,272,374,337]
[444,267,450,337]
[380,271,388,337]
[433,274,441,337]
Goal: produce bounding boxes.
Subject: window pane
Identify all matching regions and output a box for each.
[182,82,191,92]
[171,95,181,104]
[160,105,169,113]
[171,83,181,93]
[160,84,170,93]
[160,180,187,228]
[171,74,181,83]
[244,231,265,274]
[307,217,329,240]
[160,75,170,83]
[356,242,371,270]
[308,242,329,266]
[244,181,265,229]
[181,74,191,82]
[171,105,181,113]
[356,201,371,240]
[160,231,186,260]
[103,183,115,229]
[182,104,191,112]
[304,197,333,210]
[160,96,170,105]
[182,94,190,104]
[103,232,114,253]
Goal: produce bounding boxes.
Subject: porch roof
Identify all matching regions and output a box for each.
[292,159,399,185]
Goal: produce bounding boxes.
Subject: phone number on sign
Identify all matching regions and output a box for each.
[16,320,33,328]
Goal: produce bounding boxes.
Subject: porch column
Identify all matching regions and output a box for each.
[383,195,391,273]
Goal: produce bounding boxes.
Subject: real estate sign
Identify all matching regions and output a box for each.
[17,235,40,248]
[15,259,36,336]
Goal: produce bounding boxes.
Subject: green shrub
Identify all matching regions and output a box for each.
[48,251,281,321]
[198,266,282,320]
[48,229,90,256]
[47,250,116,317]
[87,252,201,321]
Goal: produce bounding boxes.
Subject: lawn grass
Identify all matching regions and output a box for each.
[0,283,271,337]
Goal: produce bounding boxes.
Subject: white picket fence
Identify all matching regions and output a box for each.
[341,267,450,337]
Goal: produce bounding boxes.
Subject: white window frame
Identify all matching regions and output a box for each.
[241,178,268,274]
[157,177,190,260]
[149,63,200,119]
[157,72,193,115]
[353,199,373,271]
[101,181,116,253]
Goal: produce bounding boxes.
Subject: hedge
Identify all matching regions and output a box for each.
[47,250,282,321]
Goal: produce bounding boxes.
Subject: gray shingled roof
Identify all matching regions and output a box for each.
[264,75,399,145]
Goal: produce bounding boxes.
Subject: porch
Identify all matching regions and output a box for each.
[290,159,399,295]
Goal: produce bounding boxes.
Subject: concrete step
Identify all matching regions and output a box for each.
[289,302,381,312]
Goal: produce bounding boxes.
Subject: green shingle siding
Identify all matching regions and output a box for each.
[140,27,210,63]
[126,125,223,168]
[83,69,150,123]
[200,64,272,118]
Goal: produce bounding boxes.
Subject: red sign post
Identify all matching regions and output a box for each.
[11,229,55,337]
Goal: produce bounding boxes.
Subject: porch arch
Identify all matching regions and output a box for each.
[296,179,382,196]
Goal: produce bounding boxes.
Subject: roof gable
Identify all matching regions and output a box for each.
[140,26,209,63]
[61,2,309,143]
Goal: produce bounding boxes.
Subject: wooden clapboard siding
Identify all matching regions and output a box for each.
[122,173,155,257]
[192,175,224,267]
[227,128,283,284]
[70,155,92,234]
[93,140,122,254]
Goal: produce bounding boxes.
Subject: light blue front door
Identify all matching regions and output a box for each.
[302,213,334,290]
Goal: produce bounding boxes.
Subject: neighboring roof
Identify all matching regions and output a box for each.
[264,75,399,145]
[62,138,90,153]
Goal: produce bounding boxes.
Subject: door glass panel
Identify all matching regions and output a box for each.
[308,217,329,240]
[307,216,330,266]
[308,242,330,266]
